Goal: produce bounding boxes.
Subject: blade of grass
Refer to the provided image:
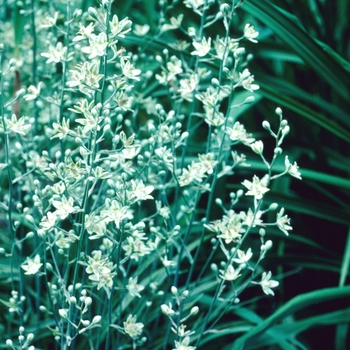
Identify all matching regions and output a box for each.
[335,227,350,349]
[233,285,350,350]
[242,0,350,99]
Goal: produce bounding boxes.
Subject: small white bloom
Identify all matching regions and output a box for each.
[251,140,264,154]
[276,208,293,235]
[184,0,205,10]
[285,156,302,180]
[161,303,175,316]
[160,14,183,32]
[178,74,199,101]
[226,121,255,145]
[244,24,259,43]
[73,23,95,42]
[232,248,253,264]
[259,271,279,296]
[81,33,108,59]
[109,15,132,38]
[133,24,150,36]
[126,277,145,298]
[123,315,144,339]
[173,336,196,350]
[129,179,154,201]
[21,255,43,275]
[41,42,67,63]
[242,175,270,200]
[24,82,42,101]
[239,69,259,91]
[120,57,141,81]
[219,265,241,281]
[52,196,76,219]
[191,37,211,57]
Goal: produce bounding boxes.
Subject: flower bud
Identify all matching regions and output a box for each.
[282,125,290,136]
[251,140,264,154]
[88,7,99,20]
[59,309,68,319]
[92,315,101,324]
[190,306,199,316]
[262,120,271,130]
[275,107,283,116]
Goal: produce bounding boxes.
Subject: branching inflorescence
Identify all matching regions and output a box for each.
[0,0,301,349]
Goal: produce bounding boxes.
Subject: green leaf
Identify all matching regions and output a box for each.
[233,285,350,349]
[242,0,350,99]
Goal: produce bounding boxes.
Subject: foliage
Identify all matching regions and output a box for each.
[0,0,349,349]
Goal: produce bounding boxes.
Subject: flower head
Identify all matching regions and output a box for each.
[285,156,302,180]
[259,271,279,296]
[242,175,270,200]
[191,37,211,57]
[123,315,144,339]
[244,24,259,43]
[22,255,43,275]
[276,208,293,235]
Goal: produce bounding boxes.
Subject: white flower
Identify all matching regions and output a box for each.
[73,23,95,41]
[41,11,59,28]
[242,175,270,200]
[251,140,264,154]
[4,114,31,135]
[276,208,293,235]
[178,162,207,187]
[191,37,211,57]
[21,255,43,275]
[129,179,154,201]
[198,153,217,174]
[24,82,42,101]
[109,15,132,38]
[232,248,253,264]
[51,118,70,139]
[259,271,279,296]
[285,156,302,180]
[239,69,259,91]
[52,196,76,219]
[161,303,175,316]
[226,121,255,145]
[126,277,145,298]
[184,0,205,10]
[102,200,130,228]
[173,336,196,350]
[38,211,57,232]
[133,24,150,36]
[178,74,199,101]
[160,14,183,32]
[120,58,141,81]
[81,33,108,59]
[219,265,241,281]
[244,24,259,43]
[41,42,67,63]
[123,315,144,339]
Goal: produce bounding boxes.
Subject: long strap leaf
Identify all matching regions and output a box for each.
[242,0,350,99]
[233,285,350,349]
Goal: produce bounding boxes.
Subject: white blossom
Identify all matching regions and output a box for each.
[285,156,302,180]
[123,315,144,339]
[244,24,259,43]
[21,255,43,275]
[191,37,211,57]
[259,271,279,296]
[242,175,270,200]
[126,277,145,298]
